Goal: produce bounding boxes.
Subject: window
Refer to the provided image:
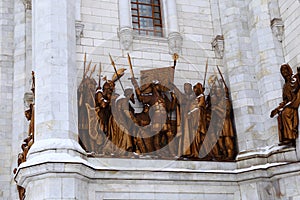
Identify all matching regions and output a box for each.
[131,0,163,37]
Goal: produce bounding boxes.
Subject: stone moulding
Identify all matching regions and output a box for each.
[75,22,84,44]
[271,18,284,42]
[118,27,133,50]
[212,35,224,59]
[14,146,300,199]
[168,32,183,55]
[15,150,299,185]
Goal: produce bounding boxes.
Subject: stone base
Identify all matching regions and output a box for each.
[15,146,300,200]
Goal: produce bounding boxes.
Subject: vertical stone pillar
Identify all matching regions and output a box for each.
[11,0,28,199]
[248,0,284,147]
[166,0,182,55]
[118,0,133,50]
[119,0,132,29]
[219,0,288,159]
[24,0,32,85]
[31,0,82,148]
[218,0,263,152]
[0,0,14,199]
[15,0,88,199]
[166,0,178,33]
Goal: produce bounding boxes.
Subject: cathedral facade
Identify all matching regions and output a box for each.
[1,0,300,199]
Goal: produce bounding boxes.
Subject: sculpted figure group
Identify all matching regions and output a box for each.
[78,54,237,161]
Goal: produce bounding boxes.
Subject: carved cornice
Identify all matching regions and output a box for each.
[212,35,224,59]
[168,32,183,55]
[271,18,284,42]
[22,0,32,10]
[118,27,133,50]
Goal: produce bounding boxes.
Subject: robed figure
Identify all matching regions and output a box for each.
[271,64,300,146]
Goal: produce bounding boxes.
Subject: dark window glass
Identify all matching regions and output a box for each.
[131,0,163,37]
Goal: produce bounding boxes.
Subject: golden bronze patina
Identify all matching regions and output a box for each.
[78,54,237,161]
[271,63,300,146]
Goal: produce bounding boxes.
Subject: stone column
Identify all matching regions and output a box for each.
[166,0,178,33]
[248,0,284,147]
[118,0,133,50]
[0,0,14,198]
[218,0,263,153]
[15,0,88,199]
[166,0,182,55]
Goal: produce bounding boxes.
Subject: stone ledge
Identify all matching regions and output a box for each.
[27,138,86,159]
[15,155,300,185]
[236,145,297,169]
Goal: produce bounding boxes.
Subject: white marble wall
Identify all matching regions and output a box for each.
[0,0,15,199]
[32,0,78,141]
[7,0,300,199]
[278,0,300,68]
[77,0,215,95]
[11,1,29,199]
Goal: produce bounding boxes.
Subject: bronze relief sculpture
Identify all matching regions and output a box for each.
[78,54,238,161]
[271,63,300,146]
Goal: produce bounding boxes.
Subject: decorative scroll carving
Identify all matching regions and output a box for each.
[77,54,237,161]
[270,63,300,146]
[75,22,84,44]
[14,71,35,200]
[271,18,284,42]
[118,27,133,50]
[212,35,224,59]
[168,32,183,55]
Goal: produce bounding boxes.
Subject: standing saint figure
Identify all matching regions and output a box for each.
[189,82,207,158]
[171,83,198,158]
[216,81,236,160]
[271,64,300,146]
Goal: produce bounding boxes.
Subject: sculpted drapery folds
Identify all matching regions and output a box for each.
[108,88,135,155]
[171,82,199,158]
[271,64,300,146]
[213,81,236,160]
[77,55,238,161]
[189,82,207,158]
[78,72,100,153]
[131,78,171,153]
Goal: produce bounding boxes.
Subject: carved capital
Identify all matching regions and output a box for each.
[271,18,284,42]
[212,35,224,59]
[168,32,183,55]
[22,0,32,10]
[118,27,133,50]
[75,22,84,44]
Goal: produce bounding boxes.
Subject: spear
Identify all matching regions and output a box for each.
[83,60,92,78]
[109,54,125,92]
[98,63,102,89]
[83,53,86,79]
[216,65,226,87]
[89,63,97,78]
[127,53,135,79]
[203,58,208,89]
